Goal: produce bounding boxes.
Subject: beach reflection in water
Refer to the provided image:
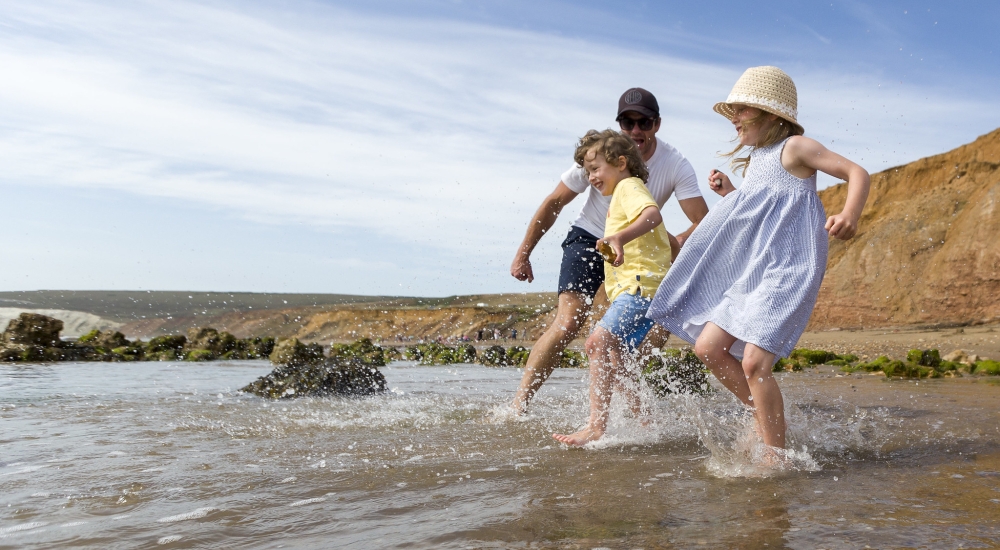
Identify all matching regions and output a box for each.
[2,361,999,548]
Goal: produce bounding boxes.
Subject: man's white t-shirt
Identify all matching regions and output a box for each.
[561,137,701,238]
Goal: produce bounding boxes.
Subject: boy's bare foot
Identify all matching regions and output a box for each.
[552,427,604,446]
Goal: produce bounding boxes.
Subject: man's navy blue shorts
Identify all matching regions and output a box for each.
[557,226,604,297]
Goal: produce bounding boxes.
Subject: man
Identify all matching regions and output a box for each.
[509,87,709,414]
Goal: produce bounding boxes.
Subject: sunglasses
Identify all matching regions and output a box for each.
[617,116,657,131]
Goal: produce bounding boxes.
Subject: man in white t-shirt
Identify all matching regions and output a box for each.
[508,87,709,414]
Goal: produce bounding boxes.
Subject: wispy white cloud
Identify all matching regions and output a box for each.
[0,0,993,294]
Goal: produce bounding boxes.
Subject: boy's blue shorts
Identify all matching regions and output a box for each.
[596,291,654,354]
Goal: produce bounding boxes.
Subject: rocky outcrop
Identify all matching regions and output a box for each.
[2,313,63,347]
[641,348,712,395]
[0,316,275,363]
[242,337,387,398]
[181,328,274,361]
[268,338,325,366]
[0,313,93,362]
[813,127,1000,329]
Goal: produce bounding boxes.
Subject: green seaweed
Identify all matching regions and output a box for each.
[974,359,1000,376]
[642,348,712,396]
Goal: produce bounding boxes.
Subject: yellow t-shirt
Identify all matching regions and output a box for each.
[604,177,673,302]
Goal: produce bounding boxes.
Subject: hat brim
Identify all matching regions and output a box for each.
[617,105,659,119]
[713,101,804,135]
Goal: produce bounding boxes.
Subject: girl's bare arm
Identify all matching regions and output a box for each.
[784,136,871,240]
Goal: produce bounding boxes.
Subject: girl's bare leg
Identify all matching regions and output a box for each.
[741,344,785,448]
[693,322,752,405]
[695,323,786,448]
[553,326,623,446]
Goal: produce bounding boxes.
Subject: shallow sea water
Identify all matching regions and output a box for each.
[2,360,999,548]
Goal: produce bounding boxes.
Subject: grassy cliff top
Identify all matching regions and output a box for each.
[0,290,558,321]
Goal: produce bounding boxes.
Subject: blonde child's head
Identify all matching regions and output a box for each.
[573,129,649,194]
[713,66,805,175]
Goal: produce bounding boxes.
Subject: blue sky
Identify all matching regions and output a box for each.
[1,0,997,297]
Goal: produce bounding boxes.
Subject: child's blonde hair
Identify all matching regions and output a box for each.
[723,113,804,176]
[574,129,649,182]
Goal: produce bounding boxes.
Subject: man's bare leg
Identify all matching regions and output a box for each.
[552,326,625,446]
[510,291,592,413]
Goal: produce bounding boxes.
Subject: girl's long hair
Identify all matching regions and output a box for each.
[723,112,803,176]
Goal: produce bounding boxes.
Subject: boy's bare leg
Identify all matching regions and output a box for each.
[617,323,670,417]
[510,290,592,413]
[552,327,623,446]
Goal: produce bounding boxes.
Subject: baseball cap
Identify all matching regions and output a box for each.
[617,87,659,119]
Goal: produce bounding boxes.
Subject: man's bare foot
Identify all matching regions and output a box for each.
[552,427,604,447]
[484,404,526,424]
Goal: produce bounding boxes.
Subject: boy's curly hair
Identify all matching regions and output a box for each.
[573,129,649,182]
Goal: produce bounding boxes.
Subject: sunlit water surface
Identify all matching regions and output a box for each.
[2,361,999,548]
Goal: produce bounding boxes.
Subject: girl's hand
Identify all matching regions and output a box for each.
[709,169,735,197]
[597,236,625,266]
[825,212,860,240]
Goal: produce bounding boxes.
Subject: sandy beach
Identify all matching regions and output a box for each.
[556,324,1000,365]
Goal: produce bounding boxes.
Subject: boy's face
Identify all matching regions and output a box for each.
[583,147,629,196]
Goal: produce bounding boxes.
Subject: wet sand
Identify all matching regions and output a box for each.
[563,323,1000,362]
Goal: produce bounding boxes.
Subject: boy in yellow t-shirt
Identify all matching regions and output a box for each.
[553,129,678,447]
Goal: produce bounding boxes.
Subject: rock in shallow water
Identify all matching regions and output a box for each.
[240,356,387,399]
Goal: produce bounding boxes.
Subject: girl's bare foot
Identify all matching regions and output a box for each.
[552,427,604,447]
[756,444,792,469]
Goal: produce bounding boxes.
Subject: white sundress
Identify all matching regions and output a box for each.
[646,137,828,359]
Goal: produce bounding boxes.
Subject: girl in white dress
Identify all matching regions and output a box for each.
[646,66,871,453]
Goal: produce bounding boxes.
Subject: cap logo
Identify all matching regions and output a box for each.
[624,90,642,104]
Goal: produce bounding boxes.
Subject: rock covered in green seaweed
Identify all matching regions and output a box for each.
[241,358,387,398]
[329,338,390,366]
[0,313,96,362]
[773,349,858,372]
[242,337,387,398]
[269,338,325,366]
[404,342,476,365]
[477,345,508,366]
[641,347,712,396]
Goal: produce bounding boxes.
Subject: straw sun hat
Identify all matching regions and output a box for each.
[713,66,804,135]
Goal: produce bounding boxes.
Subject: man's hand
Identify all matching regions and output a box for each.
[510,182,580,284]
[825,212,860,240]
[667,233,680,261]
[510,254,534,282]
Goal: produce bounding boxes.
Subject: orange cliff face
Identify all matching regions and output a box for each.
[119,129,1000,341]
[811,128,1000,329]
